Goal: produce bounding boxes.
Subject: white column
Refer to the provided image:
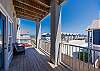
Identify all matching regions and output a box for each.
[58,7,62,64]
[17,18,21,43]
[50,0,61,65]
[36,22,41,49]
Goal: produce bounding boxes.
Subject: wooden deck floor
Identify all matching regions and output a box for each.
[8,48,71,71]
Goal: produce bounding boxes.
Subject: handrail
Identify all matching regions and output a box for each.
[38,39,51,56]
[59,43,100,71]
[40,39,50,43]
[38,38,100,71]
[60,43,100,52]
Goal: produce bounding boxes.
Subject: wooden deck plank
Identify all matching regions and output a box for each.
[9,48,71,71]
[32,49,48,71]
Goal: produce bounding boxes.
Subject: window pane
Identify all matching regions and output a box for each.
[8,22,12,52]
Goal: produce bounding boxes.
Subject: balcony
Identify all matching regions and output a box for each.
[8,39,100,71]
[1,0,100,71]
[39,39,100,71]
[8,47,71,71]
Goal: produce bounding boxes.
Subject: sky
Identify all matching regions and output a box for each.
[20,19,36,35]
[20,0,100,35]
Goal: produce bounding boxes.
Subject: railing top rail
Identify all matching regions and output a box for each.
[40,39,51,43]
[60,43,100,52]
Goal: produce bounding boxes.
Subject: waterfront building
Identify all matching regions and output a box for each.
[87,19,100,63]
[17,31,31,45]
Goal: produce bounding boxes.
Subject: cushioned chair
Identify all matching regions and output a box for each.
[14,43,25,55]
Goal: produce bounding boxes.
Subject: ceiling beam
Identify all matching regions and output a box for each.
[14,0,49,13]
[38,0,51,6]
[16,11,41,21]
[38,0,64,5]
[16,14,38,21]
[15,9,41,20]
[14,6,44,18]
[33,0,50,8]
[13,1,48,15]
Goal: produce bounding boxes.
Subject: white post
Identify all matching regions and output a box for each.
[36,22,41,49]
[58,7,62,64]
[17,18,21,43]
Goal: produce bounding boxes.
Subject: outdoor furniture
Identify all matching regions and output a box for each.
[14,43,25,55]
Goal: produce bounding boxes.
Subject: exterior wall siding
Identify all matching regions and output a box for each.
[0,0,15,19]
[0,0,17,71]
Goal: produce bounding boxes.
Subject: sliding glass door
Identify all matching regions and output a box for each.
[0,11,6,70]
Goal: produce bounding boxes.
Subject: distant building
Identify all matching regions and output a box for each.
[87,19,100,62]
[87,19,100,49]
[17,31,31,44]
[61,33,87,42]
[41,32,87,43]
[41,33,51,41]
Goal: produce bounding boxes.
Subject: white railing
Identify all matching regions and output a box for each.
[59,43,100,71]
[38,39,100,71]
[39,39,51,56]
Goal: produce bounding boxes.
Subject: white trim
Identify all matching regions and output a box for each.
[0,3,8,17]
[0,3,14,23]
[40,13,50,23]
[60,0,67,6]
[8,17,14,24]
[0,3,8,71]
[0,3,14,71]
[92,30,93,49]
[93,44,100,48]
